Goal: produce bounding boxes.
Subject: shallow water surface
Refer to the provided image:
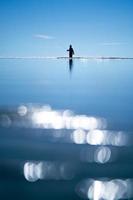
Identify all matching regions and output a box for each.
[0,58,133,199]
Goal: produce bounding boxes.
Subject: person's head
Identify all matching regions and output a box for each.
[70,44,72,48]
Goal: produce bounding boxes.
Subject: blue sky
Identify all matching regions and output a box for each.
[0,0,133,57]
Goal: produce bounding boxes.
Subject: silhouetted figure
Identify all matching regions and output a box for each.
[69,58,73,73]
[67,45,74,58]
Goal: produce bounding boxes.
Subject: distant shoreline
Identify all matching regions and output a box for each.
[0,56,133,60]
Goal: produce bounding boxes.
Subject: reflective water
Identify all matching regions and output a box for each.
[0,58,133,199]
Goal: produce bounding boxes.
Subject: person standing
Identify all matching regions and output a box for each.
[67,45,74,58]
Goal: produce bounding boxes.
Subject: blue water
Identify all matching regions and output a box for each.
[0,59,133,199]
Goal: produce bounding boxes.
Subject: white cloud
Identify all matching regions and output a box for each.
[34,34,54,40]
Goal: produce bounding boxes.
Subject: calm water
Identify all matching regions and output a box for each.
[0,58,133,199]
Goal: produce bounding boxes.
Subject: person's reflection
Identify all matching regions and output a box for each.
[69,58,73,73]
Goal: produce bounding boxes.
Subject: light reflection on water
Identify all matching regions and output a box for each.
[0,104,133,199]
[80,146,113,164]
[17,105,28,116]
[24,161,75,182]
[0,105,129,146]
[23,159,133,199]
[0,58,133,200]
[76,178,133,200]
[94,146,111,164]
[31,105,105,130]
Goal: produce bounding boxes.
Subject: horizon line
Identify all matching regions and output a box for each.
[0,56,133,60]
